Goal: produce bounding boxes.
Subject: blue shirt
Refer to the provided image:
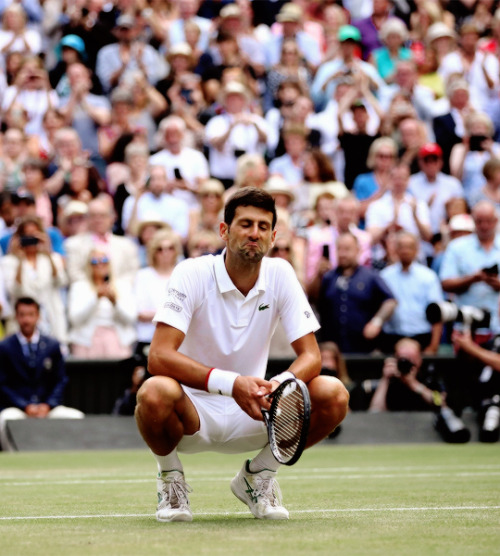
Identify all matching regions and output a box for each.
[439,234,500,332]
[318,265,395,353]
[381,262,444,335]
[353,172,379,201]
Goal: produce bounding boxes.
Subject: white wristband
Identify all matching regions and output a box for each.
[207,368,240,396]
[371,316,383,327]
[270,371,295,384]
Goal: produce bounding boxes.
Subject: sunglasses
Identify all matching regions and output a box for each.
[90,256,109,265]
[156,245,176,252]
[272,246,291,253]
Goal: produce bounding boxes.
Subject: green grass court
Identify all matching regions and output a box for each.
[1,444,499,556]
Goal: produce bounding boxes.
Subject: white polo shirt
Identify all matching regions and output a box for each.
[153,252,319,393]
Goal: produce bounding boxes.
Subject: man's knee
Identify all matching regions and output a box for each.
[136,376,184,417]
[309,375,350,419]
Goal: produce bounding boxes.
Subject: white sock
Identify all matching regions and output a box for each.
[249,444,281,473]
[153,449,183,473]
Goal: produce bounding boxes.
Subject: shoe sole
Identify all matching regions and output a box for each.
[230,476,289,520]
[156,510,193,523]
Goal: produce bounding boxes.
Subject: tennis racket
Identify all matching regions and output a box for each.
[262,378,311,466]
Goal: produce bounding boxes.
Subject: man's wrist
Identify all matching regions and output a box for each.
[270,371,295,384]
[371,316,383,327]
[206,368,240,396]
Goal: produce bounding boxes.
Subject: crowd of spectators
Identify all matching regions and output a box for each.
[0,0,500,435]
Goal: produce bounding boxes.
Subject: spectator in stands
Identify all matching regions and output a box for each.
[380,231,444,354]
[67,248,137,359]
[469,158,500,210]
[305,194,371,289]
[204,81,268,189]
[122,165,190,241]
[167,0,212,52]
[1,216,67,344]
[397,116,429,174]
[450,112,500,204]
[439,21,499,125]
[112,354,148,416]
[188,178,225,240]
[64,194,139,284]
[59,200,88,239]
[425,22,457,66]
[58,62,111,165]
[311,24,386,112]
[369,17,413,83]
[440,200,500,335]
[368,337,471,443]
[366,162,432,263]
[318,340,353,390]
[313,231,396,354]
[0,297,84,451]
[0,127,27,192]
[265,38,312,111]
[408,143,464,238]
[133,228,181,360]
[352,0,394,61]
[337,72,384,189]
[0,4,41,63]
[186,229,224,259]
[113,142,150,235]
[95,14,167,94]
[433,79,475,174]
[266,2,322,71]
[149,115,209,210]
[353,136,398,220]
[2,55,59,137]
[268,122,307,193]
[379,60,438,124]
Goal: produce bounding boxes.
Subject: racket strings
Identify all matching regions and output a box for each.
[272,390,305,459]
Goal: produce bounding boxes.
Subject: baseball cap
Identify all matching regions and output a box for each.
[220,4,242,19]
[276,3,302,23]
[419,143,443,158]
[449,214,475,233]
[116,14,136,28]
[338,25,361,43]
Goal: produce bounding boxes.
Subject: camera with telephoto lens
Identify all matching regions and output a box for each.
[426,302,490,330]
[396,357,414,375]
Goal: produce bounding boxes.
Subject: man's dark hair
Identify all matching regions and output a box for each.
[15,297,40,312]
[224,187,277,229]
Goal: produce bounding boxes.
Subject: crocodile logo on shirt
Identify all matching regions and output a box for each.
[258,303,270,311]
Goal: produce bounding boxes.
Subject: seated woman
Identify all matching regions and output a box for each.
[133,228,182,359]
[67,249,137,359]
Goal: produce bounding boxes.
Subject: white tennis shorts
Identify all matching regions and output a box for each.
[177,388,268,454]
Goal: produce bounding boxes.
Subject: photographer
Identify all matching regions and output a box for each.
[0,215,67,345]
[440,200,500,334]
[369,338,471,443]
[452,330,500,442]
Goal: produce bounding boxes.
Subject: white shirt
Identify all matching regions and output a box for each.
[122,191,190,239]
[204,113,268,179]
[149,147,209,209]
[408,171,464,233]
[134,266,171,343]
[154,252,319,394]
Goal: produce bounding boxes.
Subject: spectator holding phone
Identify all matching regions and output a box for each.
[0,215,67,344]
[67,249,137,359]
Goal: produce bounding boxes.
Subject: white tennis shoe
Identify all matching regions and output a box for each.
[156,470,193,522]
[230,460,289,520]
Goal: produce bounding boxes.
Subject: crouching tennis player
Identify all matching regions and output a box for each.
[135,187,349,521]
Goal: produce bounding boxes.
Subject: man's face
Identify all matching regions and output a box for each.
[419,155,442,179]
[335,201,356,230]
[390,166,410,194]
[336,235,359,269]
[16,303,39,338]
[221,205,276,264]
[88,204,114,235]
[395,235,417,266]
[148,167,167,196]
[473,207,498,241]
[164,126,183,149]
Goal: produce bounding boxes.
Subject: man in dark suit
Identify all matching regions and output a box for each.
[433,79,472,175]
[0,297,83,450]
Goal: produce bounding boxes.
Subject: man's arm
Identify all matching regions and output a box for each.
[148,323,273,420]
[364,298,397,340]
[283,332,322,385]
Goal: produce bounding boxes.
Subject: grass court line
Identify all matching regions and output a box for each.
[1,505,500,521]
[3,469,500,487]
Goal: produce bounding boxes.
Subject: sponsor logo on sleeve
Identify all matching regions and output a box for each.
[164,302,182,313]
[168,288,186,301]
[304,311,311,318]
